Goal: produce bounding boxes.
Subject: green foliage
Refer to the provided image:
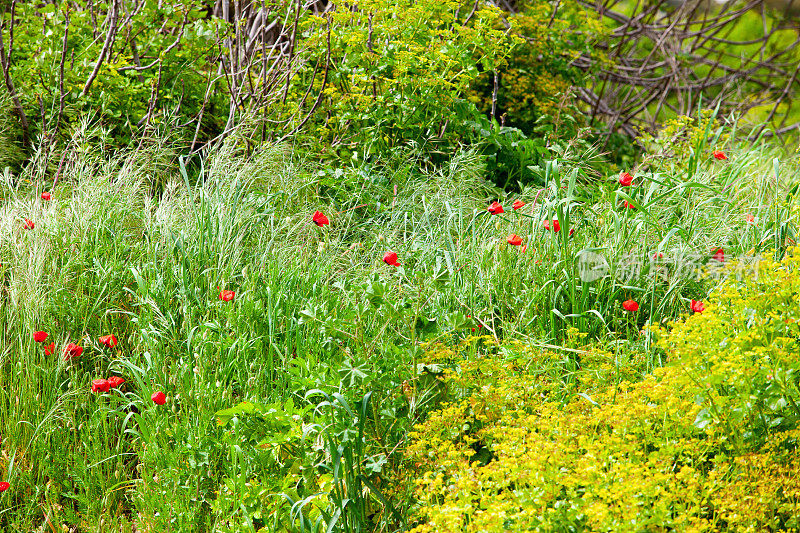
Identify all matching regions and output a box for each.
[2,1,222,157]
[284,0,518,158]
[1,120,799,530]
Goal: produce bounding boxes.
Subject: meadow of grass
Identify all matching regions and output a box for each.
[0,118,799,531]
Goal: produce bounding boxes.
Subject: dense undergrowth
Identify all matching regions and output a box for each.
[0,114,799,531]
[409,251,800,531]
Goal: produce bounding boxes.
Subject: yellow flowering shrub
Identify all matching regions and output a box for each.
[406,250,800,532]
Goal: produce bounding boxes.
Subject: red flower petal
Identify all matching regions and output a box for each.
[107,376,126,389]
[618,172,634,186]
[543,219,561,232]
[312,210,330,227]
[63,343,83,360]
[487,201,504,215]
[622,299,639,312]
[99,334,118,348]
[382,251,400,266]
[91,378,111,393]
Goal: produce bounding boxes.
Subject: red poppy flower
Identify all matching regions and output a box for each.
[382,251,400,266]
[568,228,575,237]
[219,290,235,302]
[312,211,329,227]
[622,299,639,312]
[618,172,634,186]
[91,378,111,393]
[623,200,636,209]
[33,331,48,343]
[151,391,167,405]
[63,343,83,360]
[746,213,755,225]
[23,219,34,230]
[107,376,125,389]
[691,299,705,313]
[41,191,52,201]
[0,482,9,492]
[487,201,504,215]
[507,234,523,246]
[652,252,664,260]
[712,248,724,262]
[44,342,55,356]
[512,200,525,210]
[99,334,118,348]
[543,219,561,232]
[713,150,727,160]
[521,244,528,253]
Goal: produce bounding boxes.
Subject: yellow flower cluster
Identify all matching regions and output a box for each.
[406,250,800,531]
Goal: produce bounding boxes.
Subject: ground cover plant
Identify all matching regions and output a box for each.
[0,107,799,531]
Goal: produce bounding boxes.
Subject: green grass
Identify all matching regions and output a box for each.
[0,124,799,531]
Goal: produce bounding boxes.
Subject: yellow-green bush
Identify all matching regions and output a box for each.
[291,0,518,156]
[406,251,800,531]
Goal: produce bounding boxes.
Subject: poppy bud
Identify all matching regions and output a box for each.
[99,334,118,348]
[382,251,400,266]
[91,378,111,393]
[487,201,504,215]
[151,391,167,405]
[33,331,48,343]
[622,299,639,312]
[312,211,330,227]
